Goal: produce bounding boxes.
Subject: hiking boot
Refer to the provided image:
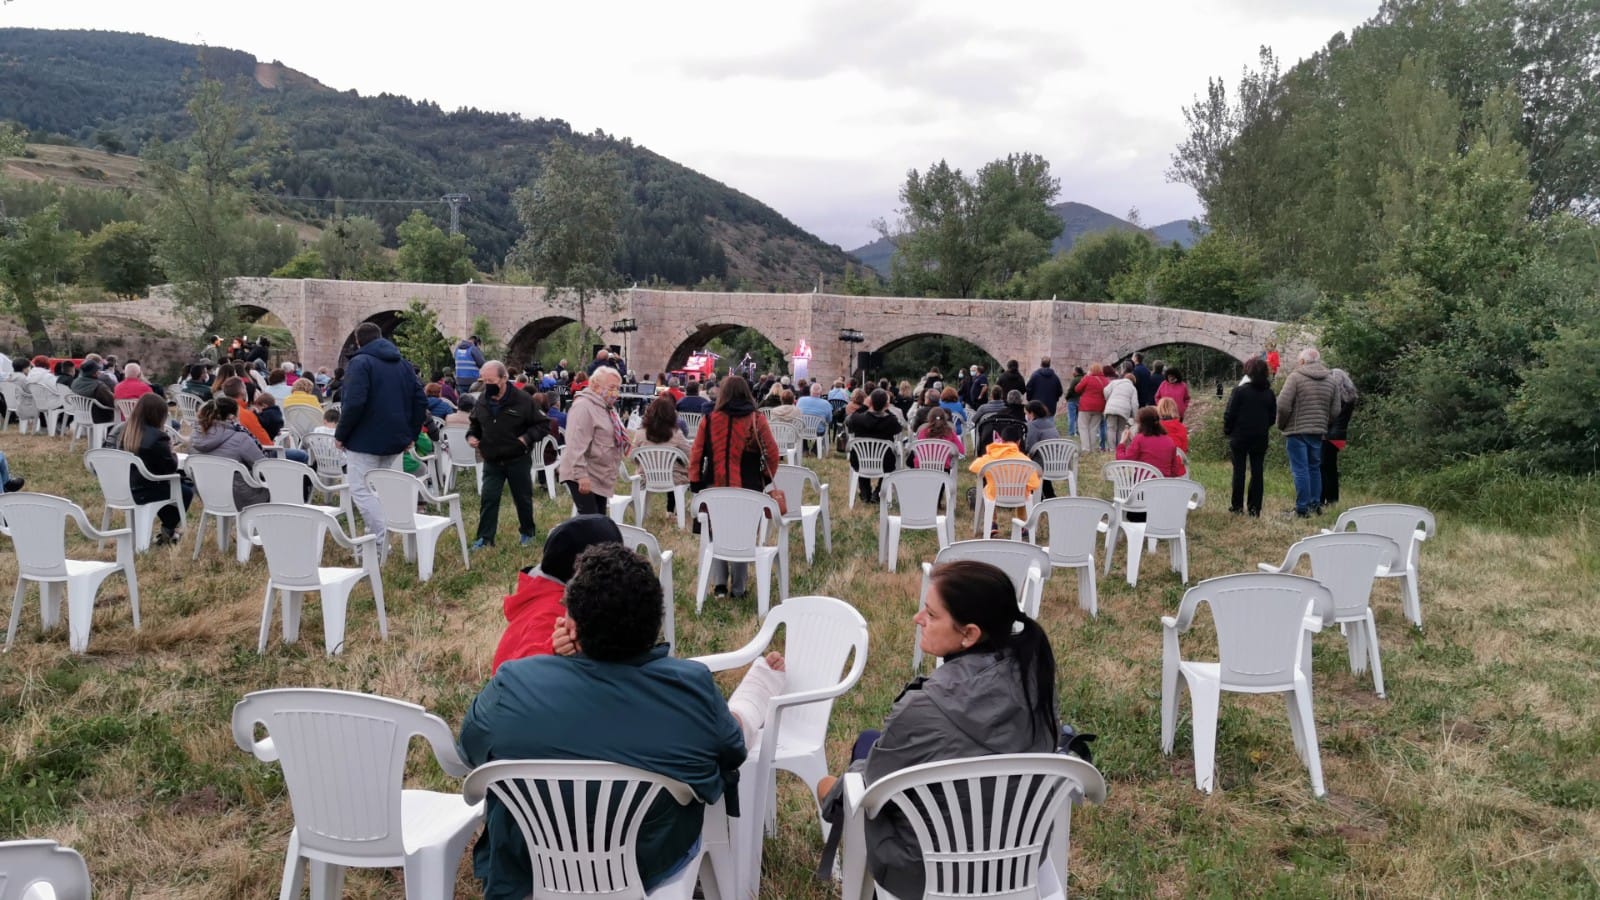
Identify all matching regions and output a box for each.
[153,528,179,546]
[520,532,537,547]
[2,478,23,493]
[471,538,494,551]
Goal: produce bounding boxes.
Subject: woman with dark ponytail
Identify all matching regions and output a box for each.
[816,560,1060,899]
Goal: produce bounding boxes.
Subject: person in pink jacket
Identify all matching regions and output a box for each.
[1154,368,1192,422]
[1115,406,1181,476]
[558,366,630,516]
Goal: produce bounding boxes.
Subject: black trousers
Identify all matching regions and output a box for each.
[1320,441,1342,505]
[1230,435,1268,514]
[566,480,608,517]
[478,455,536,543]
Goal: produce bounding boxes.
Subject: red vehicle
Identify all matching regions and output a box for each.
[671,350,719,383]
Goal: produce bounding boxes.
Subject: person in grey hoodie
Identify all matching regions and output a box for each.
[1276,347,1342,517]
[189,397,271,509]
[818,560,1060,899]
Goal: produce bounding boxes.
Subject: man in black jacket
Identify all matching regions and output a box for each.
[845,389,901,503]
[468,360,550,548]
[995,359,1026,396]
[1025,356,1063,414]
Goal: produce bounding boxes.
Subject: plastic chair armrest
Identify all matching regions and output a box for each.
[420,716,474,777]
[418,483,460,505]
[1303,614,1324,634]
[1010,517,1028,540]
[1256,562,1281,573]
[691,643,765,673]
[249,736,280,763]
[841,772,867,814]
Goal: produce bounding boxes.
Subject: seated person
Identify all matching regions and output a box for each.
[795,383,833,434]
[1156,397,1189,475]
[458,544,763,899]
[424,382,457,419]
[492,515,624,671]
[444,394,473,428]
[252,392,284,441]
[912,407,964,470]
[675,381,712,416]
[312,407,339,436]
[846,388,902,503]
[1116,405,1181,477]
[71,360,117,423]
[817,561,1060,899]
[281,377,323,411]
[968,419,1041,507]
[401,427,434,478]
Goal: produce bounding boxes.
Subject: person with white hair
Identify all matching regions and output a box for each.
[1276,347,1342,518]
[112,361,153,401]
[559,365,630,516]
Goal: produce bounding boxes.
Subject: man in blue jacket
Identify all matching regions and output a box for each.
[454,336,485,385]
[335,321,428,543]
[459,543,745,899]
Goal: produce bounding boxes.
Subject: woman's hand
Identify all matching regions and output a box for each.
[577,476,592,494]
[551,617,581,656]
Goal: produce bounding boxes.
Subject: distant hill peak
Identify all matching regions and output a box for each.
[253,60,330,93]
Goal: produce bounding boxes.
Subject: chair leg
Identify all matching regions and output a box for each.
[1187,678,1221,793]
[1160,653,1180,754]
[455,518,470,569]
[192,513,208,560]
[753,557,772,618]
[1363,612,1386,698]
[1125,528,1144,588]
[800,513,817,565]
[1079,565,1097,617]
[1405,568,1423,630]
[415,530,438,582]
[695,548,714,614]
[281,590,302,646]
[6,578,26,650]
[277,830,305,900]
[258,583,276,653]
[306,860,346,900]
[1291,686,1326,797]
[674,486,688,531]
[886,519,900,573]
[39,581,62,631]
[321,585,351,655]
[65,577,97,653]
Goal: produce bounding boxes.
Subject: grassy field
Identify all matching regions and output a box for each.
[1,399,1597,898]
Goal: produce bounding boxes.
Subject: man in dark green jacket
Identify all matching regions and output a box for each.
[458,543,745,899]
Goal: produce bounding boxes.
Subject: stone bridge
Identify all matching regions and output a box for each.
[110,278,1304,379]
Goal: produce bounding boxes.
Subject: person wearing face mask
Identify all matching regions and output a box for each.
[468,360,550,549]
[559,365,630,517]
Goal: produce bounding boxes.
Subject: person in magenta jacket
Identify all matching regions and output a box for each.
[1154,368,1192,421]
[1115,406,1182,476]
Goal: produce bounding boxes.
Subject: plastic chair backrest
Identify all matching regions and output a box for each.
[253,458,317,505]
[302,433,344,481]
[284,405,323,440]
[175,392,205,416]
[934,540,1048,605]
[695,488,779,556]
[27,382,64,411]
[1279,532,1400,621]
[630,446,686,491]
[238,503,336,590]
[801,413,829,436]
[62,392,98,420]
[848,438,897,477]
[115,398,138,422]
[1174,573,1331,690]
[1102,461,1162,502]
[1131,478,1205,535]
[858,754,1106,900]
[84,448,141,507]
[232,688,457,864]
[883,469,949,527]
[618,523,664,568]
[364,468,425,531]
[0,839,93,900]
[978,459,1040,507]
[0,493,82,579]
[1030,439,1079,479]
[771,464,821,517]
[770,421,801,453]
[756,595,869,747]
[461,760,697,899]
[185,455,253,514]
[912,439,958,472]
[1331,504,1435,573]
[1026,497,1113,563]
[678,411,703,439]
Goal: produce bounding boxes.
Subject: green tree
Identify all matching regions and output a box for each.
[1015,229,1158,301]
[314,215,386,279]
[147,79,273,332]
[0,205,80,354]
[85,220,160,300]
[470,314,503,361]
[0,121,24,158]
[395,210,474,284]
[271,249,327,279]
[391,298,452,379]
[1151,231,1264,314]
[508,139,626,337]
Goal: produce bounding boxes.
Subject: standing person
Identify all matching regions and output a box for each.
[335,321,429,543]
[995,359,1026,396]
[200,335,224,366]
[1024,357,1063,418]
[1102,366,1139,448]
[559,365,629,517]
[1321,368,1358,509]
[1266,343,1281,377]
[454,335,485,385]
[687,375,780,598]
[1277,348,1341,518]
[467,361,548,549]
[1155,368,1192,422]
[1073,365,1108,452]
[1131,352,1156,408]
[106,393,194,546]
[1063,365,1084,438]
[964,364,989,408]
[1224,358,1276,517]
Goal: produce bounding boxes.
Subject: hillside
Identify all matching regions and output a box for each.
[0,28,852,291]
[1151,218,1205,247]
[849,200,1157,276]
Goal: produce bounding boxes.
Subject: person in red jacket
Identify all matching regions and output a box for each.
[1116,406,1182,476]
[1072,365,1111,454]
[491,515,624,672]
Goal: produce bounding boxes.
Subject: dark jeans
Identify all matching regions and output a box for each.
[1230,435,1268,514]
[566,480,608,517]
[1320,441,1342,505]
[152,480,197,531]
[478,455,536,543]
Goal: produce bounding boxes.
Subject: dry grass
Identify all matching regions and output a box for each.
[1,396,1597,898]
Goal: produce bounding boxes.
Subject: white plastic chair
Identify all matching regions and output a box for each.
[183,455,263,562]
[800,413,830,458]
[630,446,691,530]
[1161,572,1333,797]
[84,447,186,553]
[0,493,140,654]
[440,423,481,493]
[461,760,730,900]
[301,432,348,487]
[174,391,205,435]
[692,488,790,618]
[972,458,1041,538]
[619,523,676,653]
[840,754,1106,900]
[568,458,643,524]
[910,438,960,475]
[770,420,802,466]
[0,839,92,900]
[239,503,387,655]
[772,463,832,564]
[363,468,469,582]
[1113,478,1205,587]
[62,393,112,452]
[1012,497,1114,617]
[1323,504,1436,629]
[282,404,323,444]
[678,411,704,443]
[693,595,869,843]
[114,397,138,423]
[846,437,899,509]
[878,468,953,572]
[913,540,1048,673]
[533,434,562,500]
[1101,460,1163,569]
[1259,532,1402,698]
[1030,438,1080,497]
[27,383,67,437]
[253,457,356,535]
[232,688,483,900]
[0,381,28,433]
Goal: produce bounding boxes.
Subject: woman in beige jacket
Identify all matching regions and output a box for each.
[558,366,629,516]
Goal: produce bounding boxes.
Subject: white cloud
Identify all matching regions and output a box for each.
[5,0,1382,248]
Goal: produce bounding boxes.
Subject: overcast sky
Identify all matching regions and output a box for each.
[7,0,1380,249]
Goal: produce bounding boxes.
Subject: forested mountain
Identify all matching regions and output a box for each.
[849,201,1163,276]
[0,28,853,290]
[1150,219,1204,248]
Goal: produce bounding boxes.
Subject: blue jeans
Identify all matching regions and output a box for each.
[1285,434,1323,514]
[0,450,10,490]
[1065,400,1079,436]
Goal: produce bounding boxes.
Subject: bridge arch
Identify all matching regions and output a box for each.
[660,319,790,376]
[334,307,452,369]
[505,315,581,371]
[870,322,1011,375]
